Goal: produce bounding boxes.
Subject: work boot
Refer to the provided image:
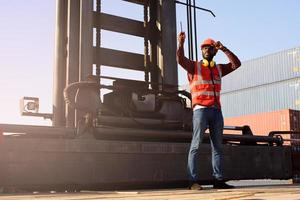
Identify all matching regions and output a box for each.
[213,180,234,189]
[189,182,203,190]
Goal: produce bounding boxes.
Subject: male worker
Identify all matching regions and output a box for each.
[177,32,241,190]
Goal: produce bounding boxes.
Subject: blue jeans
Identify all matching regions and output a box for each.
[188,107,224,182]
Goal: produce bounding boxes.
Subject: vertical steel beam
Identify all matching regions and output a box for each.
[76,0,94,126]
[186,0,191,59]
[53,0,68,127]
[160,0,178,88]
[188,0,194,60]
[143,0,150,84]
[95,0,101,96]
[193,0,198,61]
[79,0,93,81]
[149,0,159,90]
[146,0,159,89]
[66,0,80,128]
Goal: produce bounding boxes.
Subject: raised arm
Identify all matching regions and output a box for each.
[214,41,241,77]
[176,32,196,74]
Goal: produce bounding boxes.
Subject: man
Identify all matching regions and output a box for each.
[177,32,241,190]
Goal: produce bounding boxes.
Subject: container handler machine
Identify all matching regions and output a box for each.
[0,0,299,191]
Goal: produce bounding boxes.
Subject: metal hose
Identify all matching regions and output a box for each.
[63,81,100,111]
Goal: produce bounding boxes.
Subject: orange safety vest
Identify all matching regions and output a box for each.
[189,61,222,108]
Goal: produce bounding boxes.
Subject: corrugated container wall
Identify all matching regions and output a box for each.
[221,46,300,117]
[222,78,300,117]
[222,46,300,93]
[224,109,300,135]
[224,109,300,144]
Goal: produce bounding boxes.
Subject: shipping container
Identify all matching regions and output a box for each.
[224,109,300,145]
[224,109,300,135]
[222,46,300,93]
[221,77,300,117]
[224,109,300,182]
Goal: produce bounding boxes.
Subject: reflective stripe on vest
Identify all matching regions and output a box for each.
[191,91,220,99]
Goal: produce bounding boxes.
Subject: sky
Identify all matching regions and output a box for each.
[0,0,299,125]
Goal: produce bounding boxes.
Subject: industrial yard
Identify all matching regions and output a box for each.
[0,0,300,199]
[0,184,300,200]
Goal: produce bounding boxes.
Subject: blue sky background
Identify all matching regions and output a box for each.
[0,0,299,125]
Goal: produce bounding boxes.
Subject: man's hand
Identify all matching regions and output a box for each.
[178,32,186,45]
[214,41,226,51]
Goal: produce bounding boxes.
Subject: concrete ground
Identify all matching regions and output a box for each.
[0,181,299,200]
